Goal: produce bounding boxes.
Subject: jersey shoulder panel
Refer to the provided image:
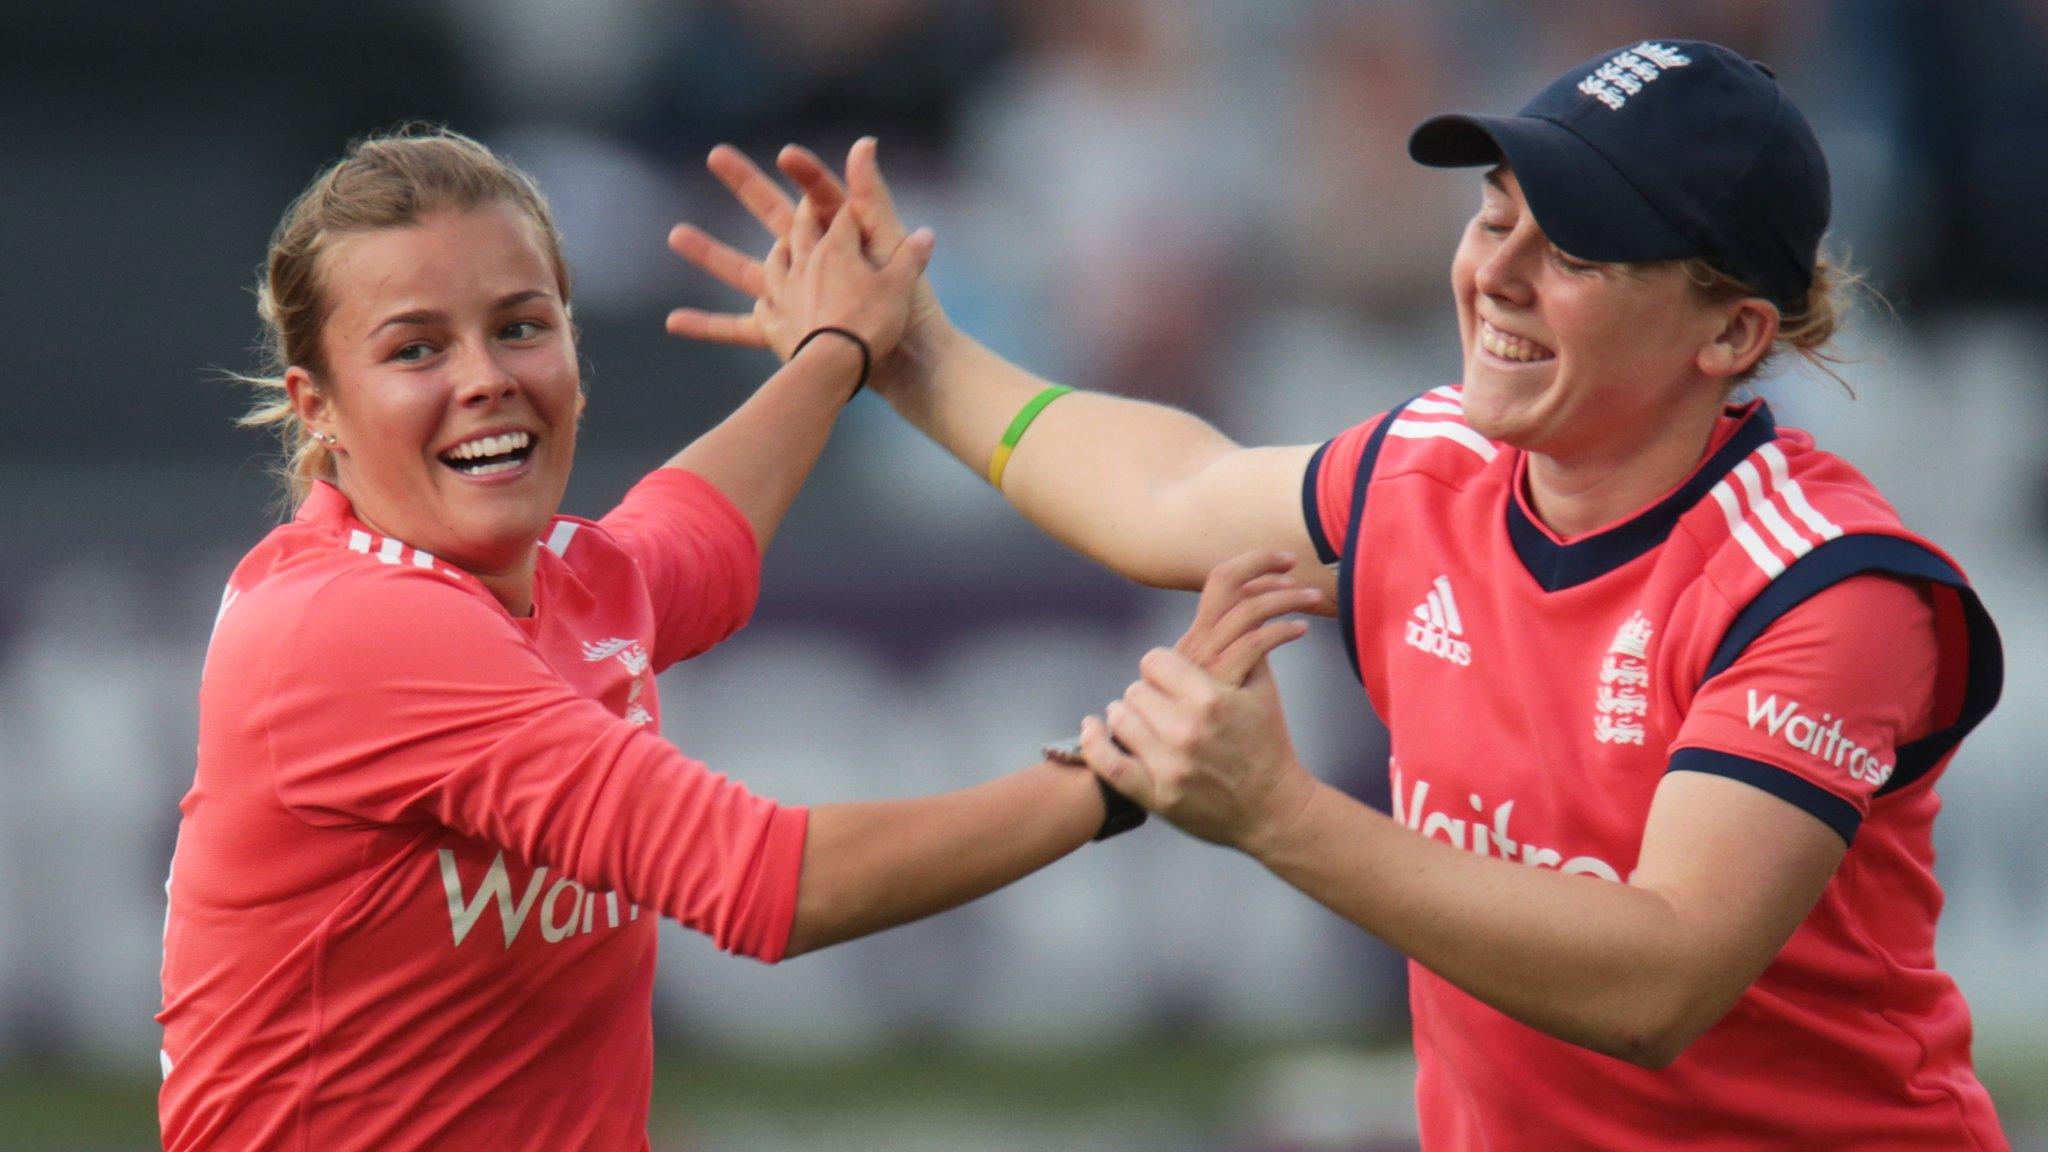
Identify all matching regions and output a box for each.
[1369,385,1504,488]
[1680,426,1923,595]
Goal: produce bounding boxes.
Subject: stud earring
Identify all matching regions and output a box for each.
[313,431,339,447]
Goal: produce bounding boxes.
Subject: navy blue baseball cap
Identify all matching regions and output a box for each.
[1408,40,1829,312]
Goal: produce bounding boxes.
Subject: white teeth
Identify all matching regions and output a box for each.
[462,458,523,477]
[1480,320,1553,363]
[445,431,532,461]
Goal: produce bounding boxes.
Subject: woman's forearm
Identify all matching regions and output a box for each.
[878,328,1257,589]
[665,336,863,554]
[784,761,1103,958]
[1246,780,1714,1067]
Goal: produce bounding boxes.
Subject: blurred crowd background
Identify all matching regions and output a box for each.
[3,0,2046,1148]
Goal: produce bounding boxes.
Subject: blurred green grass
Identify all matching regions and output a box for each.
[4,1040,2042,1150]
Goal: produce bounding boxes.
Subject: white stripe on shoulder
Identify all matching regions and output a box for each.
[1387,418,1499,461]
[1759,444,1843,541]
[1709,479,1786,578]
[1404,397,1465,417]
[376,537,405,566]
[411,549,437,570]
[347,529,373,554]
[1732,457,1815,560]
[1427,385,1462,400]
[544,520,580,557]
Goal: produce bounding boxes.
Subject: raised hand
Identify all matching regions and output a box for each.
[1079,551,1320,848]
[755,189,934,366]
[667,139,949,389]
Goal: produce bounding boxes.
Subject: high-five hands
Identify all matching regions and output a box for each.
[1081,552,1323,849]
[666,138,948,381]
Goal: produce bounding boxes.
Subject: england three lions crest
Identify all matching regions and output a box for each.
[1594,611,1654,746]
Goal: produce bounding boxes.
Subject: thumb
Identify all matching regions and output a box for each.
[884,227,936,285]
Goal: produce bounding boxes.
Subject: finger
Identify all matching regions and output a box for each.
[1208,618,1310,687]
[882,226,936,284]
[707,144,796,236]
[667,223,766,298]
[789,197,823,269]
[1080,715,1154,809]
[1179,573,1303,662]
[1188,550,1300,637]
[777,145,848,222]
[845,136,909,246]
[818,194,865,262]
[664,308,768,347]
[1136,648,1227,715]
[1105,698,1167,762]
[1206,586,1322,662]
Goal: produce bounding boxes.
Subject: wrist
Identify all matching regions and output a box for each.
[792,327,871,400]
[873,312,959,400]
[1237,762,1320,863]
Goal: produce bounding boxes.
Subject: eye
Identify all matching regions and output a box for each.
[1475,217,1511,238]
[392,341,436,364]
[1549,245,1598,273]
[500,320,545,341]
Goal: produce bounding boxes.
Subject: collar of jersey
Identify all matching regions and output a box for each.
[294,480,522,614]
[1504,398,1777,592]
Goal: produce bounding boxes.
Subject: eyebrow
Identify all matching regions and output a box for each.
[370,289,554,335]
[1483,168,1509,193]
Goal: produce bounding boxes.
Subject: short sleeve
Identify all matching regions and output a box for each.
[1669,574,1940,844]
[598,468,763,671]
[1304,415,1390,565]
[265,567,805,961]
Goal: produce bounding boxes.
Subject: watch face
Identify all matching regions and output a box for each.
[1041,737,1088,766]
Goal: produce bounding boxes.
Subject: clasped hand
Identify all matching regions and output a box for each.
[1082,551,1322,851]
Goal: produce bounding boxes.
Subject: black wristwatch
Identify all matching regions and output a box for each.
[1041,736,1148,841]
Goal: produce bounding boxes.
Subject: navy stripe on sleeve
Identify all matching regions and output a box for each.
[1667,747,1861,845]
[1338,407,1407,684]
[1302,440,1338,566]
[1700,534,2003,797]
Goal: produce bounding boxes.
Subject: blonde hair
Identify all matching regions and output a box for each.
[1679,252,1872,392]
[236,124,573,506]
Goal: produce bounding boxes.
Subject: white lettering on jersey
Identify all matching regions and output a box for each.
[1744,691,1894,787]
[439,849,641,950]
[1405,576,1473,666]
[1595,611,1654,745]
[1392,765,1626,883]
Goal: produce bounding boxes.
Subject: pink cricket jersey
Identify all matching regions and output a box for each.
[159,470,808,1151]
[1306,390,2007,1150]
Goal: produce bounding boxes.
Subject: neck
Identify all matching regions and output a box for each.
[345,496,539,617]
[474,558,538,618]
[1523,405,1722,540]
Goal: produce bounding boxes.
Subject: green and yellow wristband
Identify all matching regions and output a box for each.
[986,385,1074,491]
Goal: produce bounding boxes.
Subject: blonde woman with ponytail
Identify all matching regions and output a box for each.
[159,125,1303,1151]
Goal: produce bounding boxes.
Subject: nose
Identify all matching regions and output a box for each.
[454,341,520,408]
[1474,223,1539,306]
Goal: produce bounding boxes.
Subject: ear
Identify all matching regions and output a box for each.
[284,366,334,441]
[1696,298,1779,381]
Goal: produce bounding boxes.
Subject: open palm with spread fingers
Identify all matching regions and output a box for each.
[666,139,949,386]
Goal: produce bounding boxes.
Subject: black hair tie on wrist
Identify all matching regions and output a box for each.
[793,326,872,401]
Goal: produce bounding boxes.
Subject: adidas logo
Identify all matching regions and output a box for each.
[1405,576,1472,666]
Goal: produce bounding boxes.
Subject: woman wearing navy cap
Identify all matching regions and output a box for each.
[676,41,2009,1150]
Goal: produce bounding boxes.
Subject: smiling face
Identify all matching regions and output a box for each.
[1450,167,1743,464]
[288,204,580,583]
